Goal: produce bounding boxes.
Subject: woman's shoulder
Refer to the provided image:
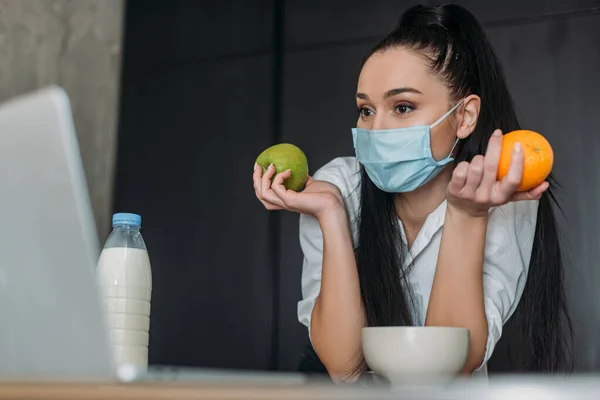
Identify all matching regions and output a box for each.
[312,157,362,202]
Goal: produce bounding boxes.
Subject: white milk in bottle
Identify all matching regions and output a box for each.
[97,213,152,369]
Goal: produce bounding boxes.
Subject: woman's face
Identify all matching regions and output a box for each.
[356,47,461,161]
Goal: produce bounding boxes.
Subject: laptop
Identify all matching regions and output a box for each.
[0,86,306,386]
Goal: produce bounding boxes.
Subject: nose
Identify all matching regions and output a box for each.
[370,114,393,131]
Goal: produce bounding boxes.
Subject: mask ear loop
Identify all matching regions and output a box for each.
[430,98,467,158]
[447,137,460,158]
[430,98,467,129]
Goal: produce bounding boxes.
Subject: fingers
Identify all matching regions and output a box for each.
[260,164,286,207]
[529,181,550,198]
[511,181,549,201]
[497,143,524,199]
[253,163,263,198]
[462,155,485,197]
[479,130,503,191]
[272,169,292,190]
[447,162,469,195]
[271,170,297,207]
[253,163,284,210]
[447,131,537,214]
[261,164,276,194]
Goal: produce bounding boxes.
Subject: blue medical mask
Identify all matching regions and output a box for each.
[352,99,465,193]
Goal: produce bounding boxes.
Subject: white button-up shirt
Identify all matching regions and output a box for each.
[297,157,538,371]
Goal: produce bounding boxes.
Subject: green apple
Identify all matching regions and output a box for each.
[255,143,309,192]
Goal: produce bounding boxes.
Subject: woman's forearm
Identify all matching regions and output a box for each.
[310,207,365,381]
[425,206,489,373]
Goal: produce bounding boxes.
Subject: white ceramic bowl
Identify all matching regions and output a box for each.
[362,326,469,385]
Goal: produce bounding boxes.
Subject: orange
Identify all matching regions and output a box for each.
[496,130,553,192]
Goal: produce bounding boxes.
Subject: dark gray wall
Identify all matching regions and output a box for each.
[116,0,277,370]
[115,0,600,372]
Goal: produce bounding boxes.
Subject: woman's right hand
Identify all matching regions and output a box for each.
[253,163,345,219]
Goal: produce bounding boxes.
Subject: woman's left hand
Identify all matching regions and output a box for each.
[446,129,549,218]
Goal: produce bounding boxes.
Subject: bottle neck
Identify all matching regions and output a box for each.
[104,223,147,251]
[112,224,141,232]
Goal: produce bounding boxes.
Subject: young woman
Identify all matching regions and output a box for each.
[253,4,573,381]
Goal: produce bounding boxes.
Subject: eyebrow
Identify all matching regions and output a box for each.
[356,87,423,100]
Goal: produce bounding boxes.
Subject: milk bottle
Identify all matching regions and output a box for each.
[97,213,152,369]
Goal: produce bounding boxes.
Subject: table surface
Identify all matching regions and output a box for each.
[0,381,384,400]
[2,375,600,400]
[0,381,317,400]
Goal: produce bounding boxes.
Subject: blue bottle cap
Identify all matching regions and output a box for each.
[112,213,142,228]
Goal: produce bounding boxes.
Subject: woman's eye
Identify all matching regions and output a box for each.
[395,104,414,114]
[359,107,374,117]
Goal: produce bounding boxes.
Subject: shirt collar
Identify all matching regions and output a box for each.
[398,200,447,266]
